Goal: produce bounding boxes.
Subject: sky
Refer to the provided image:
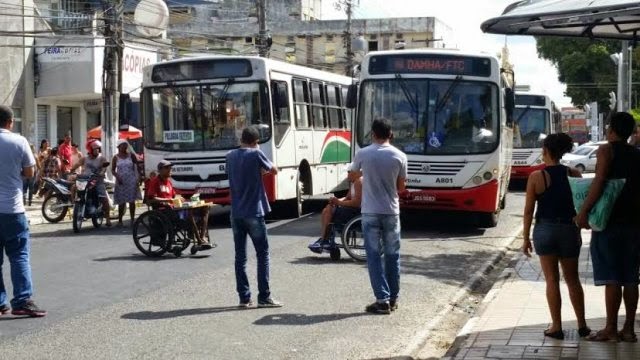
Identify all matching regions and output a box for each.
[321,0,573,107]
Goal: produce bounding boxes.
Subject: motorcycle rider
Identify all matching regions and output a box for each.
[70,139,112,227]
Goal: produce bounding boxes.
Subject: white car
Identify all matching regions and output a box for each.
[560,141,607,172]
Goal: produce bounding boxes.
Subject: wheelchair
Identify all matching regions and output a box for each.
[132,207,212,258]
[321,214,366,262]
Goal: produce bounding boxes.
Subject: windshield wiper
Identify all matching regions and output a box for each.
[395,74,419,122]
[435,75,463,113]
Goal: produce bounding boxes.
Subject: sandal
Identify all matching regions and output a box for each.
[586,330,619,342]
[544,329,564,340]
[578,327,592,337]
[618,331,638,343]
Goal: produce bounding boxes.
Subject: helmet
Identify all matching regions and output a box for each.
[86,139,102,153]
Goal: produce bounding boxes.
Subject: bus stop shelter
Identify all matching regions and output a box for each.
[480,0,640,40]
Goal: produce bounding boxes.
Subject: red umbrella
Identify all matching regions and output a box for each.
[87,125,143,140]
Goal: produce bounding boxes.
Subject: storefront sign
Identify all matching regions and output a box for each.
[84,99,102,112]
[122,45,159,96]
[39,46,92,63]
[163,130,194,143]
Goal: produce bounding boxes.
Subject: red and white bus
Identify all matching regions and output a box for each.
[511,93,560,180]
[140,56,354,216]
[350,49,515,227]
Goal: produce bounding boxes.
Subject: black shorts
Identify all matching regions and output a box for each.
[332,206,360,225]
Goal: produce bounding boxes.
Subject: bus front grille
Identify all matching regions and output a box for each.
[171,174,228,183]
[407,161,465,176]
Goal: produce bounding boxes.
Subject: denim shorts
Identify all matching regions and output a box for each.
[591,227,640,286]
[532,222,581,258]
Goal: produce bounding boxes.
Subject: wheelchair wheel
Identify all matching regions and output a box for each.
[341,216,366,262]
[133,211,170,257]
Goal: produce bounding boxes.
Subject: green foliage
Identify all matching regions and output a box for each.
[629,108,640,124]
[536,37,620,107]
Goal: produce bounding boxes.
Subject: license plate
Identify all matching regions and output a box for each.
[197,187,217,194]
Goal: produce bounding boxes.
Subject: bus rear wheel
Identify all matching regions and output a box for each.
[477,210,499,228]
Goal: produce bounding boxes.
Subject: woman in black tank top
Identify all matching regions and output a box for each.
[522,133,589,340]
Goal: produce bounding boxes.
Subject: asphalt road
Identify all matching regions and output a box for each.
[0,192,525,359]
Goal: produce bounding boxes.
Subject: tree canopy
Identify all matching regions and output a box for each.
[535,37,620,108]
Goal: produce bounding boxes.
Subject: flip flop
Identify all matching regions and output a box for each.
[578,326,592,337]
[544,329,564,340]
[586,330,619,342]
[618,331,638,343]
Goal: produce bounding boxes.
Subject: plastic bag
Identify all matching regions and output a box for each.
[568,177,626,231]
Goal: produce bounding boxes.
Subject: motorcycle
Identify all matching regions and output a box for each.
[72,163,111,233]
[41,177,74,223]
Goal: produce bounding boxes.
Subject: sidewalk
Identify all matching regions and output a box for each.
[444,231,640,360]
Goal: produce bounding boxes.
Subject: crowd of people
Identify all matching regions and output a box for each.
[2,100,639,340]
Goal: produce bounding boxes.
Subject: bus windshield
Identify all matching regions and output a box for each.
[513,108,549,149]
[142,81,270,151]
[357,79,499,155]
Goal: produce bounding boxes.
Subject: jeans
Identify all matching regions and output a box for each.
[22,177,36,205]
[362,214,401,302]
[0,213,34,308]
[231,216,270,302]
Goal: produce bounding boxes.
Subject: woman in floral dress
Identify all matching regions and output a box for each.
[111,139,142,226]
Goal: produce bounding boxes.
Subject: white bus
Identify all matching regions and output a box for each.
[350,49,515,227]
[511,93,559,180]
[140,56,354,216]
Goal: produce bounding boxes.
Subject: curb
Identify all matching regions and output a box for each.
[403,226,523,357]
[442,254,522,360]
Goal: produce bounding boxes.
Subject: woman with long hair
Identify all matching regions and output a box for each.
[522,133,590,340]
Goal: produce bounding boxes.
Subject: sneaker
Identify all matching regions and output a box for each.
[11,300,46,317]
[0,304,9,315]
[308,239,324,254]
[258,298,283,308]
[238,299,254,309]
[365,301,391,315]
[390,299,398,312]
[320,239,333,249]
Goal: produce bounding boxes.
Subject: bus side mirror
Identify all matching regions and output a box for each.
[346,84,358,109]
[505,88,515,126]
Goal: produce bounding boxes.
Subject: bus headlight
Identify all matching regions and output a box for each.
[483,171,493,181]
[473,176,483,185]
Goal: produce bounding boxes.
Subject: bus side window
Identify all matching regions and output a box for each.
[293,79,310,128]
[271,81,291,146]
[326,84,342,129]
[341,87,352,130]
[310,81,326,129]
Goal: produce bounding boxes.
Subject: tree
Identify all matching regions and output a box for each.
[536,37,620,108]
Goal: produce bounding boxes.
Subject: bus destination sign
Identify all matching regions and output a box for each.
[152,59,252,83]
[369,54,492,77]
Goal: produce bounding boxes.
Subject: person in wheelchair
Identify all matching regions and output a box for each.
[308,163,362,253]
[145,160,213,250]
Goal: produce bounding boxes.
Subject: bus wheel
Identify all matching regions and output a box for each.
[478,210,499,228]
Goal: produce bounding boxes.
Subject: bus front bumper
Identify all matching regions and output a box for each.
[175,187,231,205]
[510,164,545,180]
[400,180,499,213]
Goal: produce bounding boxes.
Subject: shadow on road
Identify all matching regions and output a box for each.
[289,256,366,266]
[93,253,211,262]
[253,312,368,326]
[401,250,495,286]
[121,306,245,320]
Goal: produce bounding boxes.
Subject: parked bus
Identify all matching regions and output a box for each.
[511,93,559,180]
[140,56,354,216]
[350,49,515,227]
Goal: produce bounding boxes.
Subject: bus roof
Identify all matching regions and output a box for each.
[144,55,353,85]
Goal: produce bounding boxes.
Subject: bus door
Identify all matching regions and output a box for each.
[270,75,296,168]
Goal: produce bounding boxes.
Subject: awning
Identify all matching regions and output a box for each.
[481,0,640,40]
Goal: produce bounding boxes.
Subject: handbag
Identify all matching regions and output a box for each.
[568,177,626,231]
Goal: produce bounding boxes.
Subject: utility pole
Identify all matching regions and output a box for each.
[344,0,354,76]
[102,0,124,162]
[256,0,270,57]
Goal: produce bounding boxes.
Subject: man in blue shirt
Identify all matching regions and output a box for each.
[0,105,46,317]
[226,126,282,308]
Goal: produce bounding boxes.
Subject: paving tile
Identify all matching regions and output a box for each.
[464,347,489,359]
[559,347,578,359]
[523,346,562,359]
[486,345,526,358]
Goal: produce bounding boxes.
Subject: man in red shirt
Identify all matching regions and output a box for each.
[145,160,212,249]
[58,133,73,175]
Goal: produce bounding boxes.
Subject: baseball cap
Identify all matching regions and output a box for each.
[116,139,129,148]
[157,159,173,170]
